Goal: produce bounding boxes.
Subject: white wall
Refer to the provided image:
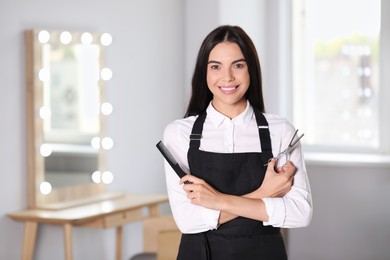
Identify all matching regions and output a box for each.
[183,0,220,103]
[1,0,390,260]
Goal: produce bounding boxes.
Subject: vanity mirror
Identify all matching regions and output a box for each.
[25,29,116,209]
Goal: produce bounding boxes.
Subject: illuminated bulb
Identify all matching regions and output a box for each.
[39,106,51,119]
[101,102,113,115]
[91,137,101,149]
[102,171,114,184]
[102,137,114,150]
[40,181,52,195]
[38,30,50,44]
[100,68,113,81]
[81,32,93,45]
[100,33,112,46]
[38,68,49,82]
[91,171,101,183]
[40,144,52,157]
[60,31,72,44]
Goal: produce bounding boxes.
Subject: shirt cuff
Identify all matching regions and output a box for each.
[202,207,220,230]
[262,197,286,226]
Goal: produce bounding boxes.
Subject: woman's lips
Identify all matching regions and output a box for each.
[219,85,239,94]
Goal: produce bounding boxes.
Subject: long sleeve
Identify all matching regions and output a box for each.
[263,118,313,228]
[162,103,312,232]
[163,118,221,234]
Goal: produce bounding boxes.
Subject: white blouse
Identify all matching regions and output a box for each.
[162,102,312,234]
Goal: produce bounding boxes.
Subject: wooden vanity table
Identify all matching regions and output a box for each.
[8,193,168,260]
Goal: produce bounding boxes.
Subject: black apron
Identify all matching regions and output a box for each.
[176,109,287,260]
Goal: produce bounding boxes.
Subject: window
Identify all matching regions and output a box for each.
[292,0,384,153]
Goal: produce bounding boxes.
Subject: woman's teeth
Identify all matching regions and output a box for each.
[220,85,238,92]
[221,87,236,91]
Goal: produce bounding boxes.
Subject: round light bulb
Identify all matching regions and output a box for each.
[38,68,50,82]
[91,171,101,183]
[60,31,72,44]
[91,137,101,149]
[40,144,52,157]
[38,30,50,44]
[100,68,113,81]
[39,106,51,119]
[81,32,93,45]
[40,181,52,195]
[100,33,112,46]
[101,137,114,150]
[102,171,114,184]
[101,102,113,115]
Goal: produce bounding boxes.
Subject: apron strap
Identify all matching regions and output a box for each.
[190,111,206,149]
[253,108,274,164]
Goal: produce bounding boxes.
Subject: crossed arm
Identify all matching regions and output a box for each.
[180,159,296,224]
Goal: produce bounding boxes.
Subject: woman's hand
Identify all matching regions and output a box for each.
[180,175,223,210]
[253,159,296,198]
[179,159,296,213]
[180,174,272,222]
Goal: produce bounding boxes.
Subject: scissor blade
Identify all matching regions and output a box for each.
[290,133,304,147]
[288,129,299,146]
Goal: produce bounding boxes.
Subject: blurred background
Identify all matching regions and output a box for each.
[1,0,389,259]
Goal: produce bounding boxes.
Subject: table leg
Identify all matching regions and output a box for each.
[22,221,38,260]
[148,204,160,217]
[116,226,123,260]
[63,223,73,260]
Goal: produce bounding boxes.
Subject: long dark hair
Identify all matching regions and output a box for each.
[184,25,265,117]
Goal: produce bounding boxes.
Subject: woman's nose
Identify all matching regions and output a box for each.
[223,69,235,82]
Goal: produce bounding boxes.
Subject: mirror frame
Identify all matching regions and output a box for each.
[25,29,113,209]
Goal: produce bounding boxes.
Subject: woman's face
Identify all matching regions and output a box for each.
[206,41,250,116]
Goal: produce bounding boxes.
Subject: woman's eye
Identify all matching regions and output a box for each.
[234,63,245,69]
[210,64,220,70]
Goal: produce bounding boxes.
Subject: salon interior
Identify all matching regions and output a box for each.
[1,0,390,259]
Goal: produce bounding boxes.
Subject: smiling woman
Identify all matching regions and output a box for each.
[206,42,250,118]
[161,25,312,260]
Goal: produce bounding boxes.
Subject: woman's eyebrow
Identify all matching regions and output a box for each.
[207,60,221,64]
[232,58,246,63]
[207,58,246,64]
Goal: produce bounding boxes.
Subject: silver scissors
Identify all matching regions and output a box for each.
[265,129,304,166]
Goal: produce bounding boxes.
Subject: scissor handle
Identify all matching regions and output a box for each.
[264,130,304,166]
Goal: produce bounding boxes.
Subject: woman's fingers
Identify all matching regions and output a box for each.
[275,161,296,176]
[180,174,210,185]
[180,175,202,195]
[266,159,277,172]
[282,161,297,177]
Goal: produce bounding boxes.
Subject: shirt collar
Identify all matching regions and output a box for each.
[206,100,254,128]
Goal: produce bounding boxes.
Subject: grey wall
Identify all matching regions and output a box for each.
[1,0,390,259]
[288,162,390,260]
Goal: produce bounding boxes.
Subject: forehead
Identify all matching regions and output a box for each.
[208,42,244,61]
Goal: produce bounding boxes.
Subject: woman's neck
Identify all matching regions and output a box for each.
[211,99,248,119]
